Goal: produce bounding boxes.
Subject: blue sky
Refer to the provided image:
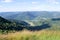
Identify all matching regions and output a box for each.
[0,0,60,12]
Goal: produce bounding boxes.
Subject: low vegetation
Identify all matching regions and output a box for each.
[0,30,60,40]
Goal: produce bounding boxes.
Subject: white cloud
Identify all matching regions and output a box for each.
[47,0,60,4]
[32,2,38,4]
[2,0,13,2]
[0,6,2,7]
[53,2,59,4]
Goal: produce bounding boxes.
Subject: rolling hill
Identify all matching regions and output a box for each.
[0,16,30,33]
[0,11,60,21]
[0,11,60,31]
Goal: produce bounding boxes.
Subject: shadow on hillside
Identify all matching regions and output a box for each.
[25,23,51,31]
[52,18,60,21]
[0,21,51,32]
[7,22,51,31]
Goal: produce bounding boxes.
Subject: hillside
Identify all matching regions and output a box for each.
[0,11,60,32]
[0,16,30,33]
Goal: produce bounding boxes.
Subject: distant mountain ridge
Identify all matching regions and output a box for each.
[0,11,60,21]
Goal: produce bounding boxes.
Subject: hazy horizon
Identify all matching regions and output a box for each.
[1,10,58,12]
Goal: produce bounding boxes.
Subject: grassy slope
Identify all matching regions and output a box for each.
[0,30,60,40]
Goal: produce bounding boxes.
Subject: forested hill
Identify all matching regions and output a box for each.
[0,16,11,23]
[0,16,30,33]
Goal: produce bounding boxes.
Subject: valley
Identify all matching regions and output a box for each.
[0,11,60,40]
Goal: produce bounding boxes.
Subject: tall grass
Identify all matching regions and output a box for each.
[0,30,60,40]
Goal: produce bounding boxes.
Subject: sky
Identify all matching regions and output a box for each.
[0,0,60,12]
